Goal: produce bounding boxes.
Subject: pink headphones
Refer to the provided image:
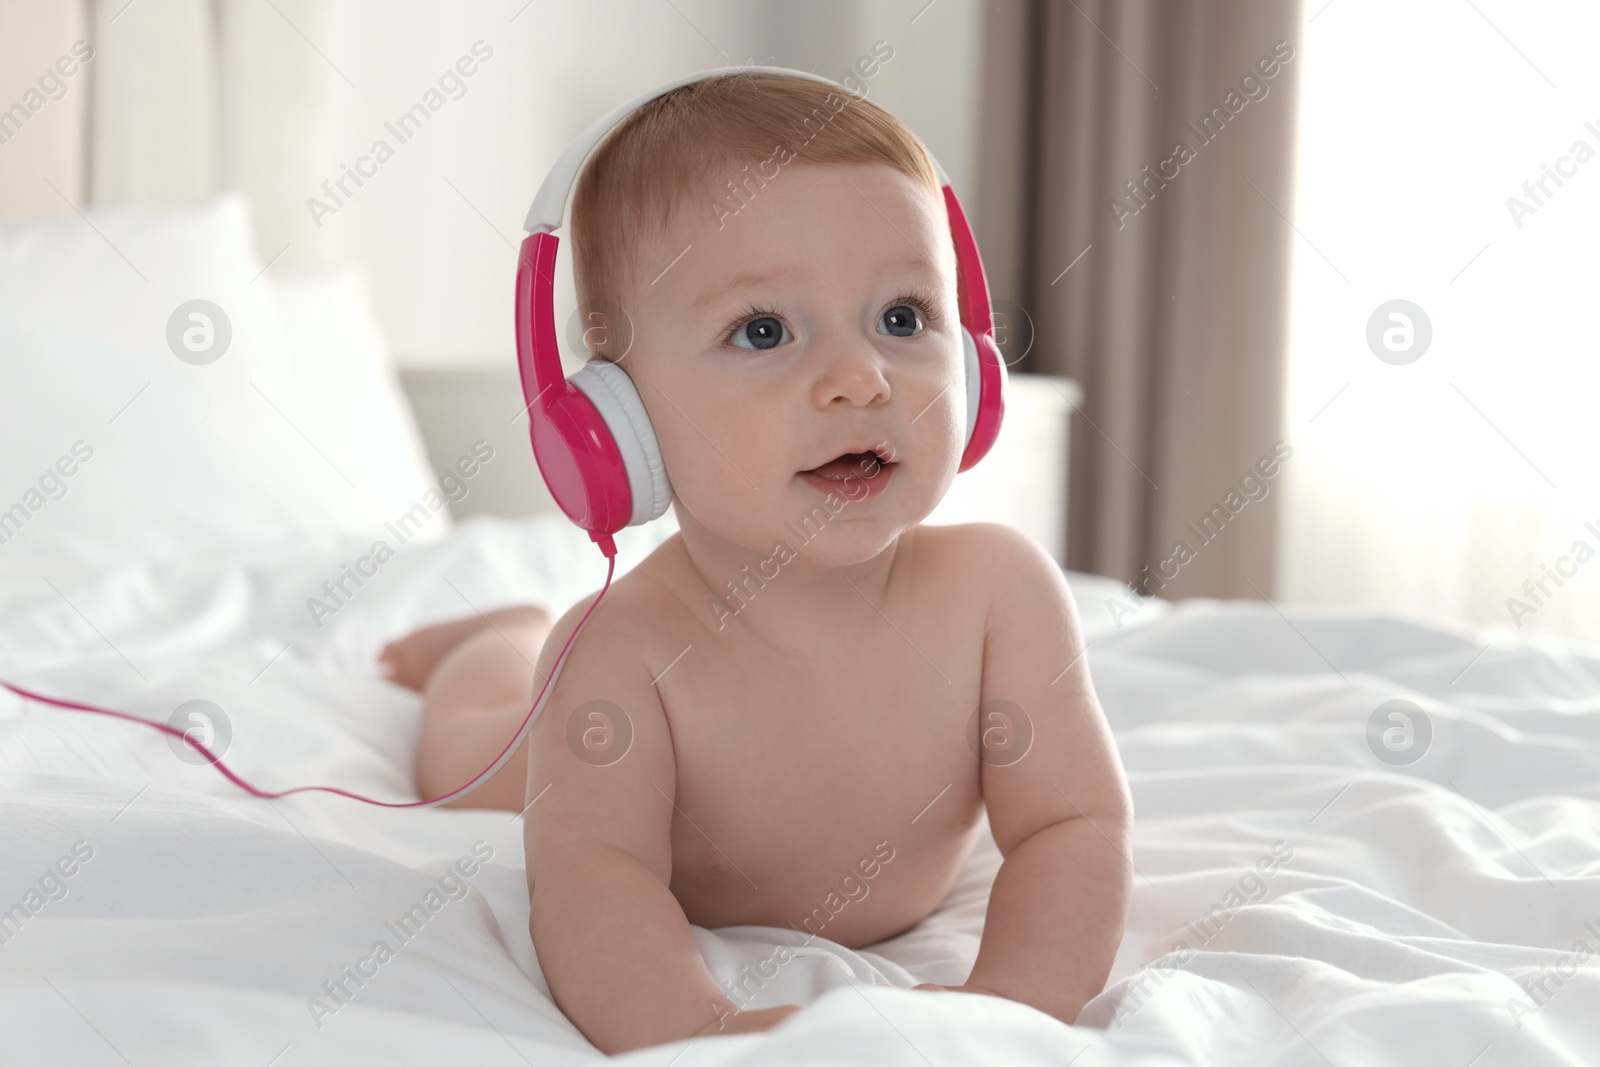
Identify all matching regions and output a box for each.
[514,66,1006,557]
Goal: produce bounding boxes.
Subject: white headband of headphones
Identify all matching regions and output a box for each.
[522,64,952,235]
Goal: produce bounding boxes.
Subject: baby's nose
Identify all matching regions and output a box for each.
[810,340,890,408]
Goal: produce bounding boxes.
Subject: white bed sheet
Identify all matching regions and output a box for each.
[1,515,1597,1065]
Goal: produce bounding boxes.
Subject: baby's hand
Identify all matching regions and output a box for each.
[690,1004,800,1039]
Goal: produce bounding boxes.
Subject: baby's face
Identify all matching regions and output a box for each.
[619,161,965,567]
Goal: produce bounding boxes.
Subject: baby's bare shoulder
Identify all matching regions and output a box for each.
[912,521,1061,592]
[545,536,694,653]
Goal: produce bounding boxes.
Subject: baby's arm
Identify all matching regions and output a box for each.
[934,524,1133,1023]
[522,597,792,1053]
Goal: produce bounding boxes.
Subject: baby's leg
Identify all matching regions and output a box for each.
[380,605,549,691]
[411,611,554,811]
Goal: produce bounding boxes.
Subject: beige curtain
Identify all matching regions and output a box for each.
[974,0,1304,600]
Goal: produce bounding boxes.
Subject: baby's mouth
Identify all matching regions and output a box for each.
[801,450,895,482]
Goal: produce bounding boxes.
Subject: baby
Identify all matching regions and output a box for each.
[382,73,1131,1055]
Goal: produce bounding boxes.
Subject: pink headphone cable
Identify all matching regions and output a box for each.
[0,537,617,810]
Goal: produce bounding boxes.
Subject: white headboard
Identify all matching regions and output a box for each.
[0,0,332,266]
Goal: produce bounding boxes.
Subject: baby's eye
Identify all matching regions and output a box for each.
[729,315,791,351]
[878,303,925,338]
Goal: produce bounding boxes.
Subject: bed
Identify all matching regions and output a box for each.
[4,35,1600,1067]
[5,496,1600,1065]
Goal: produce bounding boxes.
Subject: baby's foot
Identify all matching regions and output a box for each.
[378,604,552,691]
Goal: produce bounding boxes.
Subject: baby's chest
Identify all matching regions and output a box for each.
[658,638,985,861]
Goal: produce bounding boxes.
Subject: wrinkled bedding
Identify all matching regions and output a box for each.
[2,515,1596,1065]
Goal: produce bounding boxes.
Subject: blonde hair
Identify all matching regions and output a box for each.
[569,71,942,355]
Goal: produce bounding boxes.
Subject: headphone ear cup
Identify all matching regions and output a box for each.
[957,326,1007,472]
[961,326,981,453]
[568,360,673,525]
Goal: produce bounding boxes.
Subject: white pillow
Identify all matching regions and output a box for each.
[0,194,415,578]
[263,268,449,545]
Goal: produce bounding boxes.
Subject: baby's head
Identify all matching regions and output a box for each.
[571,73,966,567]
